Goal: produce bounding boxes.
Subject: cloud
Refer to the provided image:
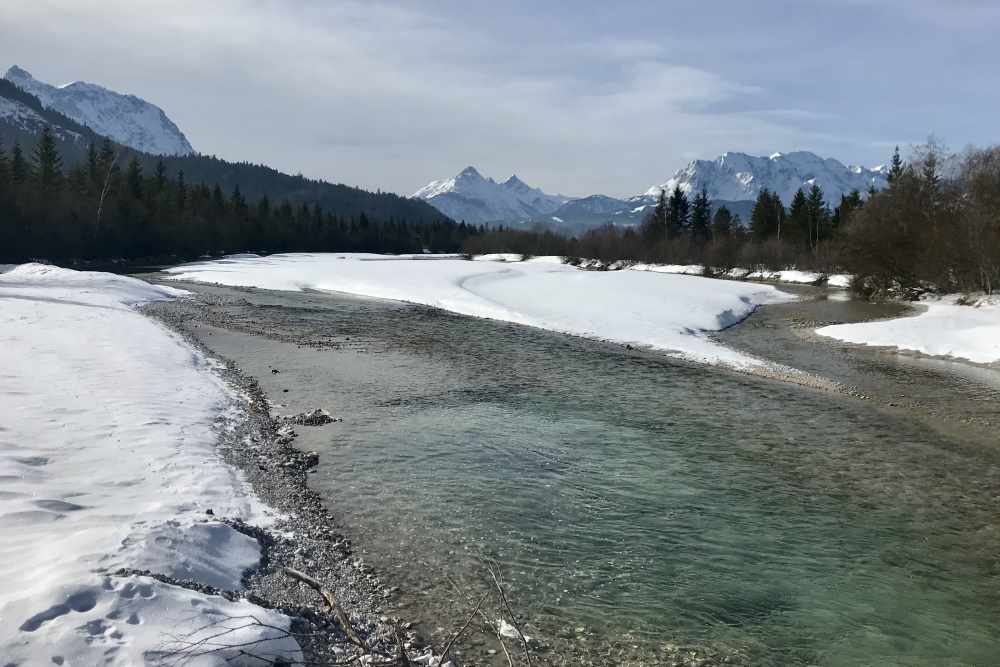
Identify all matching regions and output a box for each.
[1,1,996,197]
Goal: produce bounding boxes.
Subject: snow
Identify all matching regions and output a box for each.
[642,150,887,206]
[629,262,852,288]
[411,166,567,224]
[4,65,194,156]
[165,253,794,367]
[816,295,1000,364]
[0,264,300,665]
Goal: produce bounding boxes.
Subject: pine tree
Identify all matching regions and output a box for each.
[644,189,669,241]
[806,184,828,250]
[750,189,774,240]
[176,170,187,210]
[86,142,99,187]
[788,188,809,246]
[690,187,711,244]
[32,126,63,192]
[154,159,167,193]
[712,205,733,239]
[126,156,143,199]
[887,146,905,184]
[667,185,690,239]
[0,140,8,186]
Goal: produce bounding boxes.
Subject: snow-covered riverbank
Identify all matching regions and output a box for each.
[0,264,301,665]
[165,253,795,368]
[817,294,1000,364]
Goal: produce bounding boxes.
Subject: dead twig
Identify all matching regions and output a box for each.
[438,590,490,666]
[283,567,371,653]
[488,561,532,667]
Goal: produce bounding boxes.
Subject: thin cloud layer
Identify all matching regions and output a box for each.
[2,0,997,197]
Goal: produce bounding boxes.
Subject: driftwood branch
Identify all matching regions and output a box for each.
[283,567,371,652]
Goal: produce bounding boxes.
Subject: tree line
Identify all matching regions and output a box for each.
[0,128,481,263]
[465,143,1000,298]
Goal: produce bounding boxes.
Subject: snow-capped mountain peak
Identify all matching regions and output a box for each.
[644,150,887,205]
[412,167,567,224]
[3,65,194,156]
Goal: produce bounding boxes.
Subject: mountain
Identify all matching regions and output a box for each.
[4,65,194,156]
[412,167,567,224]
[642,151,887,206]
[418,151,887,231]
[0,77,450,226]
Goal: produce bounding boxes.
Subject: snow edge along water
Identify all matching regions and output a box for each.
[0,263,302,665]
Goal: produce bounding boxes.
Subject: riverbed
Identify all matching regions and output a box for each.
[148,279,1000,666]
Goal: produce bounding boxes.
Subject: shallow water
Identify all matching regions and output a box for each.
[161,283,1000,666]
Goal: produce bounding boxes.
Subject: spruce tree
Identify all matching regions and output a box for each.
[126,156,143,199]
[667,185,690,239]
[176,170,187,210]
[11,143,25,184]
[154,159,167,193]
[0,140,8,186]
[712,205,733,238]
[887,146,905,184]
[788,188,809,246]
[806,184,828,250]
[750,189,775,240]
[33,126,63,192]
[645,189,669,241]
[86,142,99,187]
[690,187,712,245]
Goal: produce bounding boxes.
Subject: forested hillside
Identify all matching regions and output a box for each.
[0,78,452,247]
[0,129,477,262]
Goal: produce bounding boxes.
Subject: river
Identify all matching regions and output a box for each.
[152,280,1000,666]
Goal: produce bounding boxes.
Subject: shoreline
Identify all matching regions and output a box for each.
[143,300,439,666]
[143,277,1000,666]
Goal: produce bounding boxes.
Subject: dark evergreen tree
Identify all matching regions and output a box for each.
[750,189,785,240]
[690,187,712,245]
[154,159,167,193]
[32,127,63,192]
[176,170,187,210]
[887,146,905,184]
[126,156,143,199]
[643,189,669,241]
[666,185,690,239]
[805,184,828,250]
[711,205,733,239]
[787,188,809,246]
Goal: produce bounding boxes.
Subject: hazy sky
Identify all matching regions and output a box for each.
[3,1,998,197]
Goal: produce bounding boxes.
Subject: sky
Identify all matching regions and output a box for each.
[2,0,998,198]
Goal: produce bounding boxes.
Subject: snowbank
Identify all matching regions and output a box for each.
[0,264,301,665]
[816,295,1000,364]
[166,253,794,367]
[629,262,851,287]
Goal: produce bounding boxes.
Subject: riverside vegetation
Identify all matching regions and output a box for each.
[2,126,997,302]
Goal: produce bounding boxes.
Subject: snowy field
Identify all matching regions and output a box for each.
[165,253,794,367]
[0,264,300,665]
[817,294,1000,364]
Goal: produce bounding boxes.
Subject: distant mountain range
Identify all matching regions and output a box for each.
[411,166,568,224]
[413,152,890,229]
[1,63,894,234]
[4,66,194,156]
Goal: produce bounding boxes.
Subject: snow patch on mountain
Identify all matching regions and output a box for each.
[412,166,567,223]
[643,151,887,206]
[4,65,194,156]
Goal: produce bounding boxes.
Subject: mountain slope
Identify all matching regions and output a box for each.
[412,167,567,223]
[4,65,194,156]
[0,79,450,226]
[643,151,887,205]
